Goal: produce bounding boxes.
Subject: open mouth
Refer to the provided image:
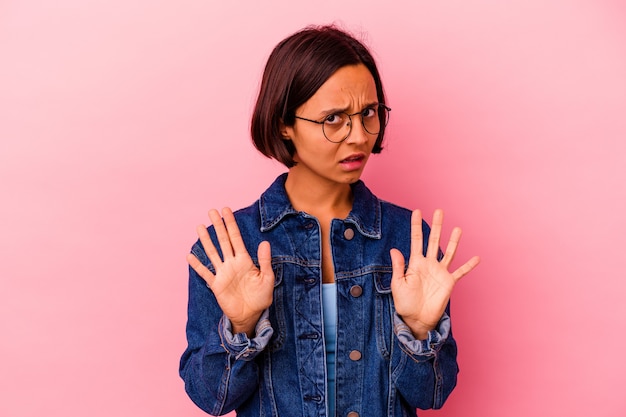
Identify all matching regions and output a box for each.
[340,154,364,163]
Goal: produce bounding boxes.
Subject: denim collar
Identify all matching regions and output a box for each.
[258,173,382,239]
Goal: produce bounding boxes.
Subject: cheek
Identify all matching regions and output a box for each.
[291,141,338,165]
[291,131,327,155]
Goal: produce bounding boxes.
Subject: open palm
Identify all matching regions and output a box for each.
[390,209,480,340]
[187,207,274,336]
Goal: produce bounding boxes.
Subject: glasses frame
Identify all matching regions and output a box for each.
[294,103,391,143]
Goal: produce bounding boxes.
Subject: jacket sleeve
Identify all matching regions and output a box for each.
[179,240,273,416]
[390,302,458,410]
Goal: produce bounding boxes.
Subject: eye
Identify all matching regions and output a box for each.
[361,106,377,119]
[324,113,346,126]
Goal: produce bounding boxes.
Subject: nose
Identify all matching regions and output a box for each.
[345,115,370,145]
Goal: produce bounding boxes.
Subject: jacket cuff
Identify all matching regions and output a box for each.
[393,312,451,358]
[218,309,274,361]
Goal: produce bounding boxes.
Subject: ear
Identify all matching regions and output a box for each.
[279,119,293,141]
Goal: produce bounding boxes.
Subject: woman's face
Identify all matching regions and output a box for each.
[282,64,380,186]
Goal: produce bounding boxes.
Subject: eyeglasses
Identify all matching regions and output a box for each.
[294,103,391,143]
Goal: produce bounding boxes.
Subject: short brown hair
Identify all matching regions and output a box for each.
[251,25,387,168]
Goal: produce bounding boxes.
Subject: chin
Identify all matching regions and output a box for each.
[340,172,364,184]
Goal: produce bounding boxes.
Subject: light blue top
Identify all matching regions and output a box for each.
[322,283,337,417]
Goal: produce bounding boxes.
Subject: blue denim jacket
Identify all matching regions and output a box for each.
[180,174,458,417]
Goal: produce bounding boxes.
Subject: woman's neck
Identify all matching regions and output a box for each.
[284,171,353,220]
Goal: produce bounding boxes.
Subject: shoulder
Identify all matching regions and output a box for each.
[353,180,410,214]
[378,200,414,244]
[359,181,413,224]
[379,198,412,218]
[232,200,263,232]
[364,187,432,237]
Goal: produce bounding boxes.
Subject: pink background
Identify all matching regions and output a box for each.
[1,1,625,416]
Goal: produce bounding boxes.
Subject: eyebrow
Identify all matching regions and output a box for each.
[317,101,380,117]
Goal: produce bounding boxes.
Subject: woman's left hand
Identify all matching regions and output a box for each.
[390,209,480,340]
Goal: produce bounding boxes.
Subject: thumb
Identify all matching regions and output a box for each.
[389,248,406,292]
[257,241,274,279]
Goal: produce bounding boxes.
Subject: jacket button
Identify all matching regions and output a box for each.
[347,412,359,417]
[343,228,355,240]
[349,350,362,361]
[349,285,363,297]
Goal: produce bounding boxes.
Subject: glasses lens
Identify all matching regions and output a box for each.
[362,105,389,135]
[322,113,351,143]
[320,105,390,142]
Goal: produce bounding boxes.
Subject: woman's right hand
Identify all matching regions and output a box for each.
[187,207,274,337]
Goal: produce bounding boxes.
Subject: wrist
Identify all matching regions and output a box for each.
[401,316,435,341]
[231,314,262,337]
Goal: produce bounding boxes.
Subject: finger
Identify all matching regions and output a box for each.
[441,226,462,268]
[208,208,235,259]
[187,253,216,287]
[389,248,406,291]
[451,255,481,281]
[426,209,443,259]
[257,241,274,280]
[409,210,424,266]
[196,223,225,269]
[222,207,248,257]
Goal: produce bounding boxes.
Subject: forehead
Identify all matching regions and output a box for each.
[300,64,377,112]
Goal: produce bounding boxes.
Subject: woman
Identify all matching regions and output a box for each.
[180,25,480,417]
